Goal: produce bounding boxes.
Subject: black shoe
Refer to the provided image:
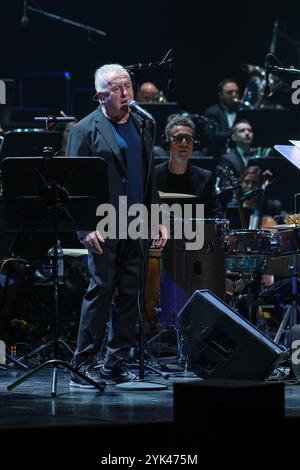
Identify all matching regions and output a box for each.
[69,363,106,390]
[100,366,136,385]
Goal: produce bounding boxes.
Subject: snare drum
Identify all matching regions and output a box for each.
[160,218,228,329]
[225,229,276,255]
[225,256,266,274]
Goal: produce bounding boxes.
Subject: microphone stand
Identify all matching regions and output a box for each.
[266,64,300,75]
[27,5,106,36]
[115,116,167,391]
[25,2,107,111]
[126,49,174,98]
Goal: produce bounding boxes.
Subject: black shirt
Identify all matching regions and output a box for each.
[166,168,190,195]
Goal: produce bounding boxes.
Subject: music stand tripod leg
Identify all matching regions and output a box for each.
[5,353,28,370]
[11,338,74,369]
[7,359,105,394]
[10,340,54,367]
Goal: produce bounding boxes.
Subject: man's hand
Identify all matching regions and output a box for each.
[152,224,168,249]
[82,231,105,254]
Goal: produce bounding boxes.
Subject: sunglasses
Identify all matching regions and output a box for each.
[171,134,194,144]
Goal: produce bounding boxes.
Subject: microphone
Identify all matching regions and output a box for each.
[125,63,143,72]
[263,65,272,97]
[20,0,29,27]
[241,188,262,203]
[127,100,154,122]
[270,19,279,55]
[218,185,241,195]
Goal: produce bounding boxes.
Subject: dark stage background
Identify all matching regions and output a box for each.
[171,1,300,112]
[1,1,300,116]
[1,0,300,353]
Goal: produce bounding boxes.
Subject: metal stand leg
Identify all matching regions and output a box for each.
[5,353,28,370]
[176,329,188,370]
[274,301,300,346]
[7,339,74,368]
[51,367,58,398]
[7,359,105,393]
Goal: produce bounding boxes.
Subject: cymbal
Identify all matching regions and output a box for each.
[271,224,300,230]
[63,248,88,257]
[159,191,196,199]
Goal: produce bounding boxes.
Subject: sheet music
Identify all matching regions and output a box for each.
[274,144,300,171]
[289,140,300,150]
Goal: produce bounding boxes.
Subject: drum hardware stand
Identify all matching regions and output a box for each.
[273,254,300,347]
[228,257,267,325]
[2,123,108,396]
[274,193,300,348]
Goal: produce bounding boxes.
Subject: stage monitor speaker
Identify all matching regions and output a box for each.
[178,289,286,380]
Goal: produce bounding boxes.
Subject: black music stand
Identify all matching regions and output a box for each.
[1,156,108,396]
[0,130,63,159]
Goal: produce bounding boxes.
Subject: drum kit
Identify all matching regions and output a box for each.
[4,208,299,356]
[143,203,300,349]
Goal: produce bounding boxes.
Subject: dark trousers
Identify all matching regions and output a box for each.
[74,239,147,369]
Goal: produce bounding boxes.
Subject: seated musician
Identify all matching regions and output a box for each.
[240,165,280,229]
[225,166,281,330]
[217,119,272,191]
[155,114,222,218]
[156,114,226,324]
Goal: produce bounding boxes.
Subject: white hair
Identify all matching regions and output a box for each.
[94,63,130,92]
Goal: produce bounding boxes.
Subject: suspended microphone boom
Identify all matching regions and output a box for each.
[270,19,279,55]
[21,0,29,26]
[263,54,273,98]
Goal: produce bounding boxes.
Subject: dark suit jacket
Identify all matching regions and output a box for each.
[66,106,160,241]
[155,161,223,218]
[203,103,235,158]
[218,148,247,180]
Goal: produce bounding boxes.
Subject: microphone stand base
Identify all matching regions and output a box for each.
[114,380,167,391]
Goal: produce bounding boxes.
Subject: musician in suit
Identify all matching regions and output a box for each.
[66,63,167,388]
[203,78,240,159]
[155,114,222,218]
[137,82,159,103]
[218,119,254,180]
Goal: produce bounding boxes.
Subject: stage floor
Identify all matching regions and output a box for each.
[1,360,300,455]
